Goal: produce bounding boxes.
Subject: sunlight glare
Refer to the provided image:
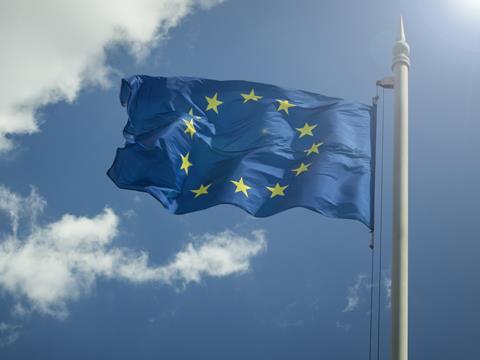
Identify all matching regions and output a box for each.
[463,0,480,13]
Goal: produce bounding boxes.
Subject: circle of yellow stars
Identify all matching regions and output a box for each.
[179,88,325,199]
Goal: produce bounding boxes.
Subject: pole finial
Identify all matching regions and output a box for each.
[398,16,406,41]
[392,16,410,69]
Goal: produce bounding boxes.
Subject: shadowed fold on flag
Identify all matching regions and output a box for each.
[107,75,376,229]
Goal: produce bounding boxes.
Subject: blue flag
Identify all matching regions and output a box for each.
[107,76,376,229]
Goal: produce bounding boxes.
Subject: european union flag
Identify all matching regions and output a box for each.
[107,76,376,229]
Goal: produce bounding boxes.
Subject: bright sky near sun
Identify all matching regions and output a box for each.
[0,0,479,359]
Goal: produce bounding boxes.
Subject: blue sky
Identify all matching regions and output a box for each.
[0,0,479,359]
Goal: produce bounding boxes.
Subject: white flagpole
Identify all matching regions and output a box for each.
[391,16,410,360]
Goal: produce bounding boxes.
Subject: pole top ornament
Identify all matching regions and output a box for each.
[392,16,410,69]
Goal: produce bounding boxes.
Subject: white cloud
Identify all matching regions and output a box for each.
[0,322,21,347]
[335,321,352,331]
[0,0,223,152]
[122,209,136,219]
[343,273,369,312]
[0,186,265,318]
[384,275,391,309]
[0,186,45,236]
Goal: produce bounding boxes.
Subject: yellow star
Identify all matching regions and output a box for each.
[180,152,193,174]
[188,108,194,116]
[304,142,324,156]
[292,162,311,176]
[183,119,196,139]
[230,177,251,197]
[205,93,223,114]
[241,89,263,103]
[296,123,317,138]
[266,183,288,198]
[191,183,211,198]
[276,99,296,114]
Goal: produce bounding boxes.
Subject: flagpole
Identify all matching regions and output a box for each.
[391,16,410,360]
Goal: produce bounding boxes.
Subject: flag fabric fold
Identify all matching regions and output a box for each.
[108,75,376,229]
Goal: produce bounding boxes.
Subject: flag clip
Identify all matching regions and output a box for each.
[376,76,394,89]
